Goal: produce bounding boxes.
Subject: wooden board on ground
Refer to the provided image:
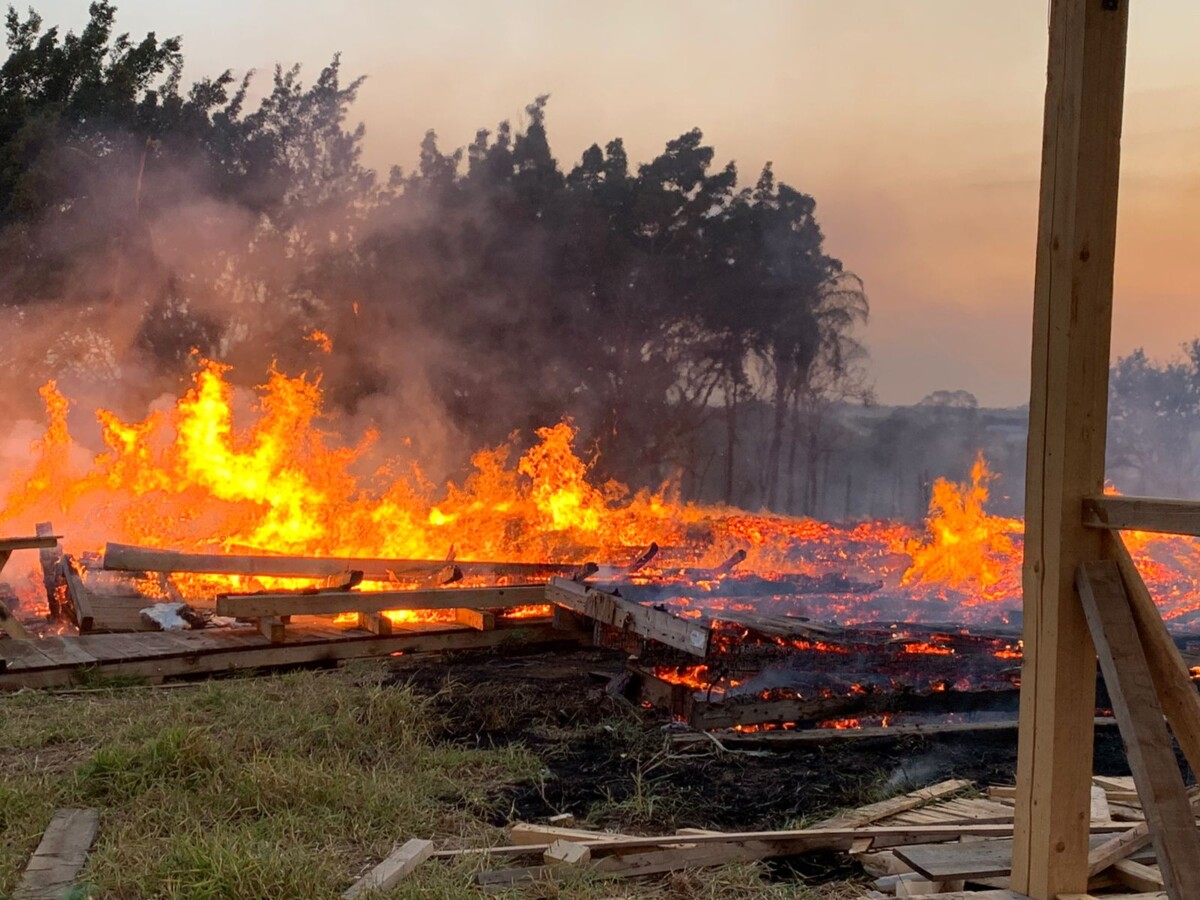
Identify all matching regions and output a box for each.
[815,779,970,828]
[13,808,100,900]
[342,838,433,898]
[216,585,547,618]
[1076,561,1200,898]
[546,577,710,657]
[0,618,587,690]
[896,833,1151,882]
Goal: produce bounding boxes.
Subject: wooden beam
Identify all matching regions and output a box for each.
[0,535,62,552]
[543,840,591,866]
[1084,496,1200,537]
[13,808,100,900]
[0,597,30,639]
[546,577,710,657]
[1104,531,1200,776]
[215,585,547,618]
[104,542,579,582]
[455,608,495,631]
[1088,823,1154,878]
[1075,561,1200,898]
[342,838,433,898]
[60,555,96,632]
[35,523,62,620]
[355,612,393,635]
[1013,2,1129,897]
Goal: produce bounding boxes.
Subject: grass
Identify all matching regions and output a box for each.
[0,663,845,899]
[0,664,538,898]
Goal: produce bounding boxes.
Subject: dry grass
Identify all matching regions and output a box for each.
[0,662,849,898]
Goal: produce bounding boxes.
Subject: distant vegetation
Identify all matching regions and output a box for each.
[1,3,1195,515]
[0,1,868,514]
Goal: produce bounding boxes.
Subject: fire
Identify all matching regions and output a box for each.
[900,454,1023,604]
[0,357,1197,630]
[901,641,955,656]
[305,329,333,353]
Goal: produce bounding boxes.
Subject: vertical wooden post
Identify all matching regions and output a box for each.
[1012,2,1129,898]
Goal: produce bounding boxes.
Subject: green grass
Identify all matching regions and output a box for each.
[0,663,846,899]
[0,664,539,898]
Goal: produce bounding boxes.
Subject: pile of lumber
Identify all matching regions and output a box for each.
[337,777,1183,897]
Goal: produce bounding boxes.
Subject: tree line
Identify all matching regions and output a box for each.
[4,4,1193,517]
[0,2,870,511]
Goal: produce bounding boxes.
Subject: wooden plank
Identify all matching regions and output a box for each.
[896,832,1146,883]
[342,838,432,898]
[355,612,393,635]
[28,638,101,667]
[1093,784,1114,824]
[1013,2,1129,897]
[257,617,285,643]
[13,808,100,900]
[0,620,578,690]
[35,523,62,620]
[1112,860,1165,893]
[543,840,590,866]
[1104,531,1200,777]
[895,839,1016,881]
[815,779,971,829]
[448,822,1132,861]
[215,585,547,618]
[1084,496,1200,538]
[1075,561,1200,899]
[509,823,640,846]
[547,577,710,657]
[455,608,495,631]
[104,542,578,582]
[0,596,31,639]
[0,535,61,552]
[60,556,96,632]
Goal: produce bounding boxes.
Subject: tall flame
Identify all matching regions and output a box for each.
[0,359,1197,628]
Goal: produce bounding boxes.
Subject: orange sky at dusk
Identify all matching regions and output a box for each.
[38,1,1200,405]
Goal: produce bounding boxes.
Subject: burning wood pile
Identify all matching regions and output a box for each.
[1,362,1198,736]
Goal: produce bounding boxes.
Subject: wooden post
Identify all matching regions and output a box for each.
[1012,2,1129,898]
[1075,561,1200,897]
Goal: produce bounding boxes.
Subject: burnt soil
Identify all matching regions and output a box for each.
[390,646,1146,881]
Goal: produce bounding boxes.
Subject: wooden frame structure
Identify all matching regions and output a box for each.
[1013,2,1200,898]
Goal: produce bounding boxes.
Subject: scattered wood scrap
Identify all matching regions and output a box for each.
[815,779,972,828]
[342,838,433,898]
[13,808,100,900]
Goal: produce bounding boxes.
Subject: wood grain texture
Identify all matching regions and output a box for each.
[1076,561,1200,898]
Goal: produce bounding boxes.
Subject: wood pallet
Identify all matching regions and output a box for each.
[0,617,587,689]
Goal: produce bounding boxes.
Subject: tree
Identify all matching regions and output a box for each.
[1108,343,1200,496]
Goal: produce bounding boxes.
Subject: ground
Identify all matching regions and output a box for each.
[0,647,1134,899]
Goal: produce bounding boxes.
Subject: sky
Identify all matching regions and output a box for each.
[34,1,1200,406]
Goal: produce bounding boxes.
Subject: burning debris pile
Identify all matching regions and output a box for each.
[0,359,1198,730]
